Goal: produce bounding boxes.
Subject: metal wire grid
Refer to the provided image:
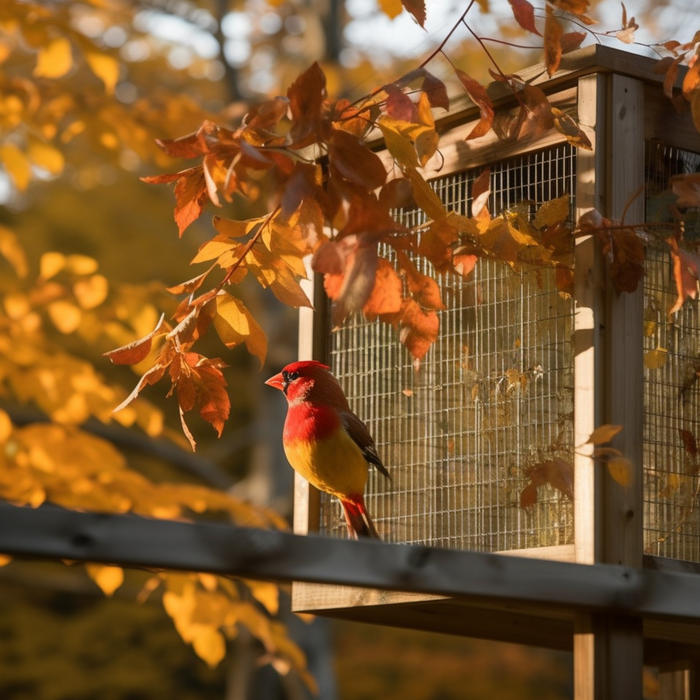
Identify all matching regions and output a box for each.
[643,141,700,562]
[320,144,577,551]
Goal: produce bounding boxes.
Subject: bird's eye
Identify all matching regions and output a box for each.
[281,370,299,394]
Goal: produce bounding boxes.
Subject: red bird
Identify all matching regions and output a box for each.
[265,360,389,539]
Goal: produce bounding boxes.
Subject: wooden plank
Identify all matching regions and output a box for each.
[659,660,699,700]
[574,72,606,567]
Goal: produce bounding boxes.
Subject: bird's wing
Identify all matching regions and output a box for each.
[340,410,391,480]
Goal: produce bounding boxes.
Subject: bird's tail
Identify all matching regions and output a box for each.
[341,496,380,539]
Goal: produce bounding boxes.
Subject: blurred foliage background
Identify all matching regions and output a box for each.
[0,0,692,697]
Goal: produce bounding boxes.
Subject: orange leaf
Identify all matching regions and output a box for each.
[663,55,684,99]
[667,236,700,314]
[389,299,439,365]
[682,57,700,100]
[174,167,208,237]
[455,70,494,140]
[560,31,586,53]
[544,5,564,77]
[608,457,633,487]
[104,314,165,365]
[363,259,403,320]
[471,168,491,220]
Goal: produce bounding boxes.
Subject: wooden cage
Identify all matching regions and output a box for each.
[293,44,700,670]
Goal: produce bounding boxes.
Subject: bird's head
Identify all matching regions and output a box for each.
[265,360,348,407]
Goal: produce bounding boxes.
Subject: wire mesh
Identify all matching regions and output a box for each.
[320,144,577,551]
[643,141,700,562]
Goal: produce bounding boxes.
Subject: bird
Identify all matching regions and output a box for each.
[265,360,390,539]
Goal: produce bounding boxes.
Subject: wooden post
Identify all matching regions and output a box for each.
[659,660,699,700]
[573,71,645,700]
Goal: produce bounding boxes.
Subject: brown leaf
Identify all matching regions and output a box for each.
[587,424,622,445]
[549,0,590,14]
[386,298,439,365]
[328,130,387,190]
[644,347,668,370]
[156,130,208,159]
[379,178,414,210]
[288,62,327,148]
[680,428,698,457]
[401,0,426,27]
[544,5,564,77]
[520,457,574,508]
[507,0,541,36]
[552,108,592,150]
[560,31,586,53]
[606,228,646,294]
[471,168,491,219]
[421,71,450,111]
[455,70,494,140]
[104,314,165,365]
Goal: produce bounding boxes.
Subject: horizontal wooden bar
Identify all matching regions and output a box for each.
[2,502,700,627]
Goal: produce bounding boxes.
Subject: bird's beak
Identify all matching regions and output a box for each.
[265,372,285,391]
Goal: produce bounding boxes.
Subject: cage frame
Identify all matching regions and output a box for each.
[292,44,700,695]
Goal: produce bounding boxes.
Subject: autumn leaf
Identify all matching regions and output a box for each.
[455,70,494,140]
[520,457,574,508]
[384,83,416,122]
[288,61,327,148]
[382,298,439,366]
[533,194,570,229]
[401,0,426,27]
[104,314,166,365]
[552,108,592,150]
[544,5,564,77]
[328,129,387,190]
[587,424,622,445]
[361,258,403,320]
[507,0,541,36]
[212,291,267,366]
[607,457,633,487]
[667,236,700,314]
[86,564,124,596]
[34,37,73,79]
[377,0,404,19]
[670,172,700,208]
[644,347,668,370]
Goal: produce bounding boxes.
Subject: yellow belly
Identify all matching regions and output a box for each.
[284,430,368,499]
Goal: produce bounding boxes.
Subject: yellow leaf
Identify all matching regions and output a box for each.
[587,424,623,445]
[644,347,668,370]
[0,144,32,191]
[192,627,227,668]
[48,300,82,333]
[0,225,28,277]
[213,291,267,365]
[608,457,633,487]
[533,194,570,229]
[243,579,279,615]
[0,555,11,566]
[33,37,73,79]
[86,564,124,596]
[40,252,66,280]
[64,254,99,275]
[27,139,64,175]
[377,120,418,168]
[84,50,120,94]
[0,409,12,442]
[74,274,108,309]
[377,0,404,19]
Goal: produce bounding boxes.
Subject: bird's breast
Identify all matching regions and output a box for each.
[283,404,368,499]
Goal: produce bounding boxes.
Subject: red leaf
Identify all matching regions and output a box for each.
[104,314,165,365]
[328,130,387,191]
[508,0,541,36]
[156,131,207,159]
[398,252,445,311]
[384,84,416,122]
[401,0,426,27]
[455,70,494,141]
